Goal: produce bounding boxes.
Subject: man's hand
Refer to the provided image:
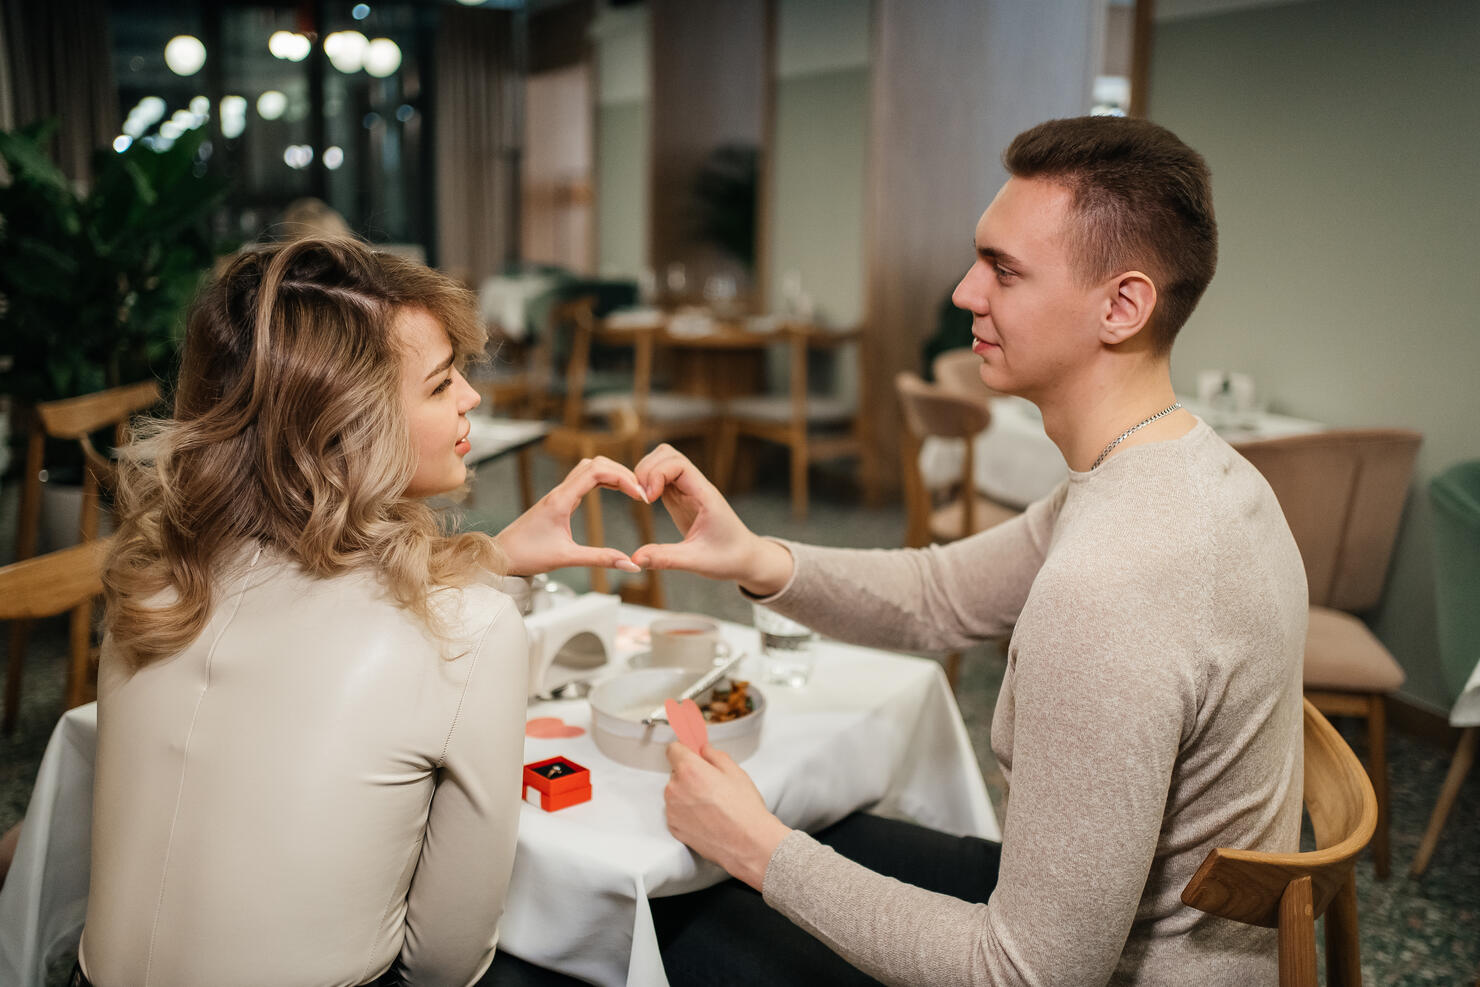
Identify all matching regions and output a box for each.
[664,742,793,891]
[494,455,647,577]
[630,444,794,596]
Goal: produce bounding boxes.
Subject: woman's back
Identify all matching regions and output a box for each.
[80,550,528,987]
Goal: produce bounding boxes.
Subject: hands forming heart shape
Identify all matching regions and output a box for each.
[493,444,793,597]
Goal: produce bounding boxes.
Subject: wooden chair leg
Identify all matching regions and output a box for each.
[1324,873,1362,987]
[1277,875,1318,987]
[622,498,665,609]
[1367,695,1391,879]
[583,490,609,595]
[1410,726,1478,877]
[6,424,44,734]
[79,469,101,543]
[516,447,535,512]
[712,420,740,493]
[789,434,808,521]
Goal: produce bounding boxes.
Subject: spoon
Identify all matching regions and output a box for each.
[642,651,747,725]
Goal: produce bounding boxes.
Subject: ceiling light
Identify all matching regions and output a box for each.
[164,35,206,77]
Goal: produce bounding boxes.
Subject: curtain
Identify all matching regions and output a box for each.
[434,6,522,283]
[0,0,116,185]
[862,0,1098,489]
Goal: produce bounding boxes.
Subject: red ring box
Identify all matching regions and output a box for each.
[522,756,592,812]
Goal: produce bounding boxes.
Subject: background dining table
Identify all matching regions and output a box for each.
[0,603,996,987]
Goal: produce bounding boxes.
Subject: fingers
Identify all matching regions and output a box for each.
[551,456,648,511]
[561,547,642,573]
[700,743,736,771]
[630,540,706,572]
[634,444,708,503]
[666,739,702,771]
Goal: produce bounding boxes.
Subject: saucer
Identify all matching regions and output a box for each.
[623,650,732,670]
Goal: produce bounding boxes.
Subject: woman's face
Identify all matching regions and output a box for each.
[396,307,481,498]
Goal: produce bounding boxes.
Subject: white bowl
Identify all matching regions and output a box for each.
[588,668,765,772]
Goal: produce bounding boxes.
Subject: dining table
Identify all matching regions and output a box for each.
[918,394,1327,510]
[460,412,550,512]
[596,307,860,403]
[0,603,996,987]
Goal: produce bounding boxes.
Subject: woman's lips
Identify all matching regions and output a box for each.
[972,337,999,355]
[455,431,471,455]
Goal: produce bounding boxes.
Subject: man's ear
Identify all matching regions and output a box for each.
[1100,271,1157,345]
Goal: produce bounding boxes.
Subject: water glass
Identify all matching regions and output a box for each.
[752,603,817,687]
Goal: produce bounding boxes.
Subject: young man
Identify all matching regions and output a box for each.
[630,116,1308,984]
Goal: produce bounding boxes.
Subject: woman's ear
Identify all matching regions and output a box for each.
[1100,271,1157,345]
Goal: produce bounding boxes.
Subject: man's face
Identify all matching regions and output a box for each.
[950,177,1105,400]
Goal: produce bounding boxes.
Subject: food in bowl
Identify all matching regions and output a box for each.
[588,668,766,772]
[702,680,755,723]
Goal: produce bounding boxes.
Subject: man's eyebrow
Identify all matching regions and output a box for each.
[423,353,455,381]
[976,243,1025,269]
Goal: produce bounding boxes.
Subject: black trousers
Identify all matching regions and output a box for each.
[650,812,1001,987]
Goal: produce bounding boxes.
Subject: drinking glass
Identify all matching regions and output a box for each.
[752,603,816,687]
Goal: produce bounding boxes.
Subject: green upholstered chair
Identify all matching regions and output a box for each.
[1409,460,1480,877]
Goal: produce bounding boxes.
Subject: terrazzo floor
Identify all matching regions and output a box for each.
[2,450,1476,984]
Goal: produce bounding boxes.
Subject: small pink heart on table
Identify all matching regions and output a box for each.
[525,716,585,739]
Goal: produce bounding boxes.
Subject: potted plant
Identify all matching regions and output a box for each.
[0,119,228,546]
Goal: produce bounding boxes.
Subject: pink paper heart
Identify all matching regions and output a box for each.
[665,698,708,753]
[525,716,585,739]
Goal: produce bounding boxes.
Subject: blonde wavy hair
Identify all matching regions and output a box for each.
[105,237,504,669]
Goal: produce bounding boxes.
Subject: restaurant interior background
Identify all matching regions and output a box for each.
[1,0,1475,724]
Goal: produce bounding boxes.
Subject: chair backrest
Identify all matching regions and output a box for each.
[0,538,110,621]
[34,380,161,442]
[1234,429,1421,612]
[37,380,162,477]
[556,296,601,427]
[931,347,1000,402]
[1429,460,1480,701]
[895,371,992,442]
[1182,699,1377,986]
[895,372,994,547]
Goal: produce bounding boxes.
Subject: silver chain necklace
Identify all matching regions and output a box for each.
[1090,401,1182,470]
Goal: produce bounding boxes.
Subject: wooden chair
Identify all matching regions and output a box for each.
[1182,698,1377,987]
[1410,459,1480,877]
[542,404,665,608]
[562,301,721,461]
[14,380,161,561]
[712,325,877,520]
[895,372,1019,689]
[8,381,159,735]
[931,347,1002,401]
[1,538,113,732]
[895,372,1019,549]
[1234,429,1421,879]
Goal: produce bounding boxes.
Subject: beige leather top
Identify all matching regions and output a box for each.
[79,549,529,987]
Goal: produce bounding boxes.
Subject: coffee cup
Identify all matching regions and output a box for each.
[648,614,731,671]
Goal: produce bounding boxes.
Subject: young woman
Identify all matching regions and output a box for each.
[76,237,644,987]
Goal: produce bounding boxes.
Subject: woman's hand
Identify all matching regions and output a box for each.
[494,455,647,578]
[630,444,794,596]
[664,742,793,891]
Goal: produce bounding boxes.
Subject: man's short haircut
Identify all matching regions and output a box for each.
[1004,116,1217,352]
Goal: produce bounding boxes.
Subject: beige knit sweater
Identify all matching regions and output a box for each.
[756,421,1307,986]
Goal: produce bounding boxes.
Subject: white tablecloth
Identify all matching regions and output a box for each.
[0,607,995,987]
[0,707,95,987]
[464,414,549,467]
[919,395,1326,511]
